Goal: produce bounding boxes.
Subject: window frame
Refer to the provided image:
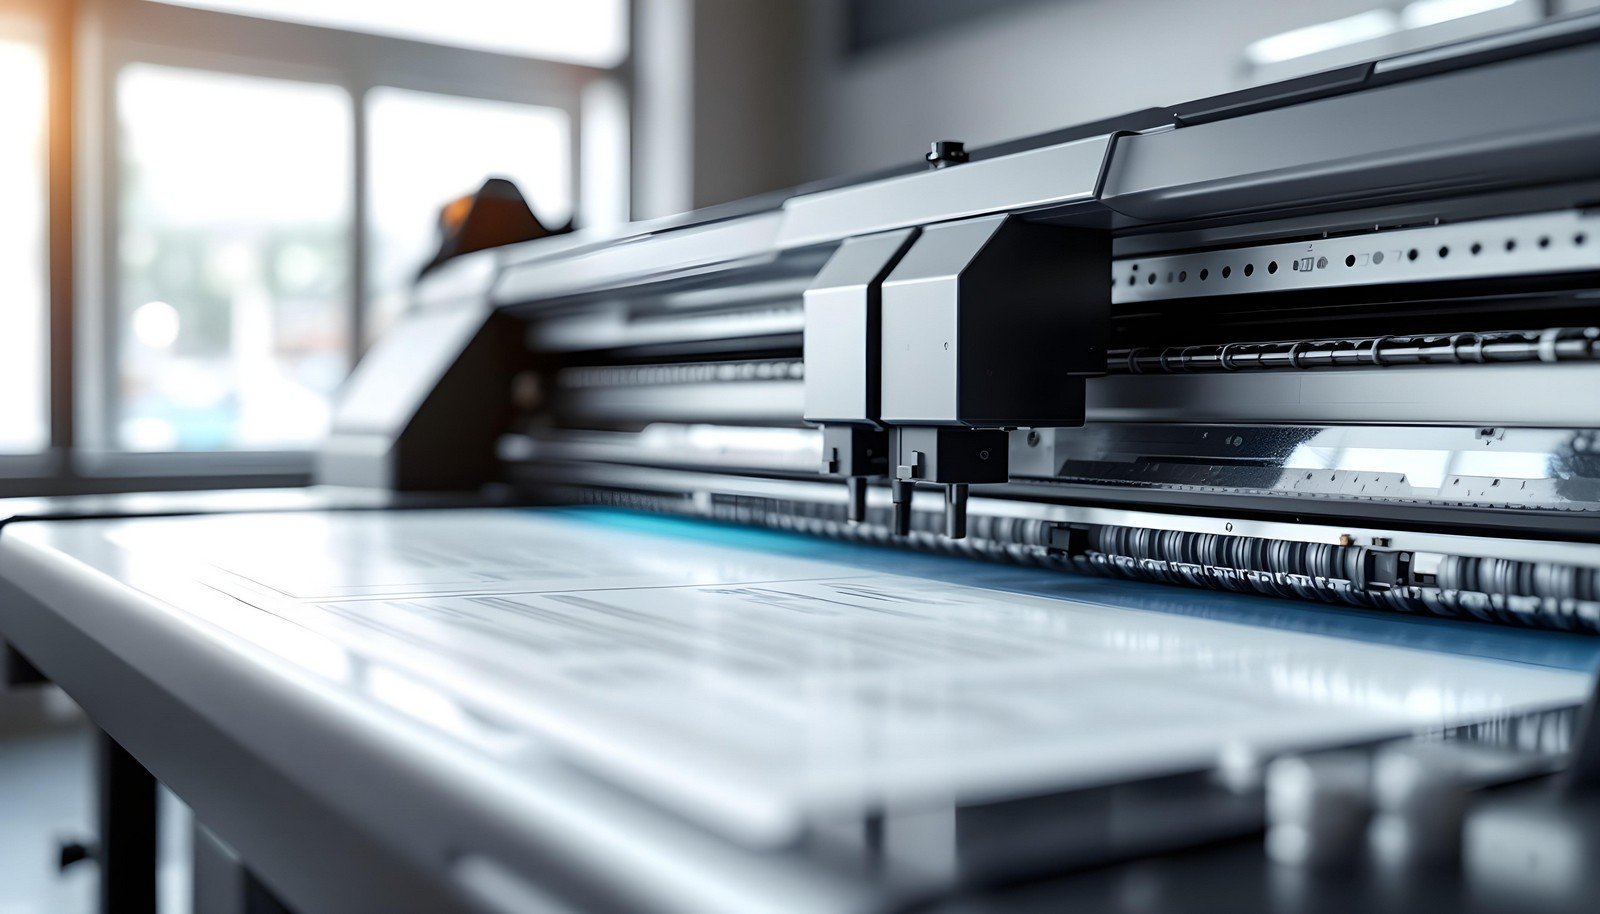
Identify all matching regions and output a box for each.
[0,0,60,486]
[0,0,629,496]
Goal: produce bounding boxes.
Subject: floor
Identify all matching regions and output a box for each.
[0,687,191,914]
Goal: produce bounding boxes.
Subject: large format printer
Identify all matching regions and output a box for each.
[329,11,1600,632]
[8,11,1600,914]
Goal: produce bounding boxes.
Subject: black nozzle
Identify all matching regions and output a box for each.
[845,476,869,524]
[943,483,969,540]
[890,478,914,536]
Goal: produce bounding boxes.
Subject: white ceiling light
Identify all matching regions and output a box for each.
[1245,10,1400,66]
[1402,0,1520,29]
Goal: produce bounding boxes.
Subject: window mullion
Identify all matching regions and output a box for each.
[46,0,76,466]
[350,81,369,365]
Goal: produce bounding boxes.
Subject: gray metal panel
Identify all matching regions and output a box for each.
[491,212,785,306]
[413,250,501,310]
[320,308,520,491]
[777,135,1116,250]
[495,134,1115,311]
[330,308,490,437]
[803,229,917,425]
[1103,42,1600,221]
[1086,362,1600,426]
[1041,421,1600,512]
[1112,209,1600,304]
[879,215,1105,429]
[879,218,1005,424]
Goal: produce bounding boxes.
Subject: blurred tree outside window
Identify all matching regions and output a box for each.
[115,65,352,451]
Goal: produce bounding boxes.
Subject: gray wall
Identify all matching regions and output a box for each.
[690,1,809,208]
[642,0,1600,212]
[798,0,1399,179]
[633,0,808,218]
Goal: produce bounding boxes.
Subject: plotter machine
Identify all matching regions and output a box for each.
[329,11,1600,632]
[8,11,1600,914]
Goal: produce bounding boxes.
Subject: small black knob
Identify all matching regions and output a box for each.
[925,140,968,169]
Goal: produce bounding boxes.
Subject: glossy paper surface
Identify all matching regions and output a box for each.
[36,508,1595,845]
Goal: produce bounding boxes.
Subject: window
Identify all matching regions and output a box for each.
[365,88,572,342]
[0,0,628,492]
[0,35,47,454]
[55,0,629,482]
[148,0,628,66]
[115,65,353,450]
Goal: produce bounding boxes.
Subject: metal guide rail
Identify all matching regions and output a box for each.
[525,464,1600,634]
[544,327,1600,387]
[1112,209,1600,304]
[1111,326,1600,373]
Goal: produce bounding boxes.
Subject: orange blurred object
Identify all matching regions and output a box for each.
[419,177,567,278]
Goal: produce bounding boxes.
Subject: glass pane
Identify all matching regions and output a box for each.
[0,38,48,454]
[116,64,352,451]
[150,0,627,68]
[365,88,571,342]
